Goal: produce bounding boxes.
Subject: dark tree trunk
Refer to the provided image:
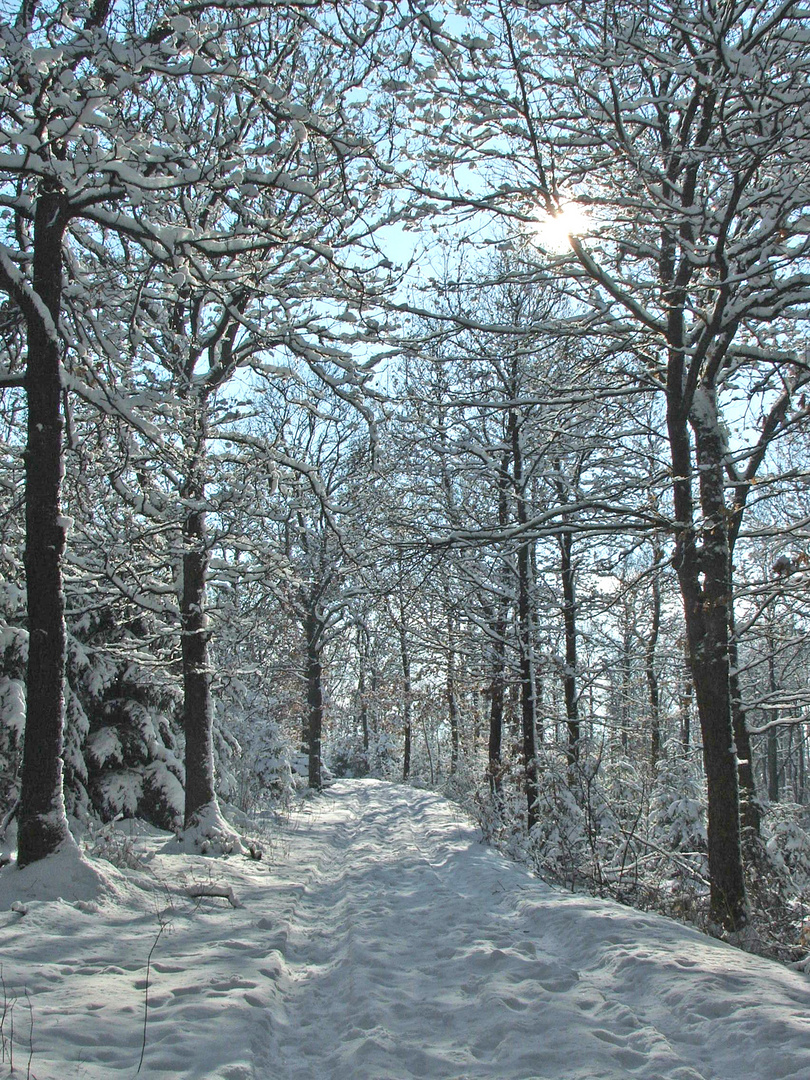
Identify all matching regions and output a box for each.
[559,527,580,764]
[688,637,745,928]
[181,502,217,826]
[669,381,746,931]
[400,622,411,781]
[517,537,539,830]
[646,555,662,767]
[680,638,693,755]
[447,606,459,775]
[471,687,482,751]
[357,625,369,754]
[619,620,631,755]
[510,405,539,831]
[403,714,411,781]
[178,404,219,830]
[487,608,506,796]
[728,609,761,837]
[17,186,74,867]
[487,453,510,795]
[767,728,779,803]
[305,608,324,791]
[358,662,369,754]
[798,729,806,804]
[767,648,779,802]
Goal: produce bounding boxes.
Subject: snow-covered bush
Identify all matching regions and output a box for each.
[73,609,185,831]
[0,565,25,826]
[587,755,652,901]
[528,748,645,894]
[763,803,810,887]
[529,749,589,882]
[649,751,707,854]
[231,715,294,810]
[442,754,483,805]
[367,729,400,780]
[328,730,370,779]
[84,817,148,870]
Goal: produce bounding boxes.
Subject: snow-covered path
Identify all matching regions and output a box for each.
[1,779,809,1079]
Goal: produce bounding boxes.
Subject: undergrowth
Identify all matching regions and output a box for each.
[465,748,810,970]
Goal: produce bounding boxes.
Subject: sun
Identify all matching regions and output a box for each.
[533,201,590,253]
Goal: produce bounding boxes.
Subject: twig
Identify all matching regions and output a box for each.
[9,991,14,1073]
[136,912,169,1075]
[24,988,33,1080]
[0,965,8,1065]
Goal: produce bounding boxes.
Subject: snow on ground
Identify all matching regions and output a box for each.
[0,779,808,1079]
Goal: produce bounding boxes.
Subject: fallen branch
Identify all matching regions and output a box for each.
[185,884,242,908]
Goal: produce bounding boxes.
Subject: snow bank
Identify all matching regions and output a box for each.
[0,844,126,907]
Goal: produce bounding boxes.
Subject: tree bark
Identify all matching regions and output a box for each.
[305,607,324,791]
[517,537,539,830]
[727,606,761,838]
[619,619,631,755]
[487,607,506,796]
[17,186,74,867]
[669,381,746,930]
[447,605,459,775]
[357,623,370,755]
[798,728,806,804]
[487,452,510,795]
[181,504,216,825]
[400,621,412,781]
[679,638,693,755]
[646,551,663,768]
[510,405,539,830]
[558,527,580,764]
[767,647,779,802]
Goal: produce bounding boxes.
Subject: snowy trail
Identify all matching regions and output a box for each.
[1,779,809,1079]
[248,782,808,1080]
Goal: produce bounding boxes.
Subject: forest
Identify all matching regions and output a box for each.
[2,0,810,966]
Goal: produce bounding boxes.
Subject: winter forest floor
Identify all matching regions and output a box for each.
[0,781,808,1080]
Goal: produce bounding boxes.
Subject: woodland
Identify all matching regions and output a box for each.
[2,0,810,965]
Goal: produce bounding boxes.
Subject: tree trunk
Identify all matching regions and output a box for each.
[357,625,369,755]
[559,527,580,764]
[679,638,693,755]
[305,608,324,791]
[447,605,459,775]
[798,728,806,804]
[669,382,746,931]
[517,537,539,830]
[619,618,631,755]
[510,405,539,831]
[646,554,662,768]
[728,608,761,837]
[17,186,74,867]
[767,648,779,802]
[487,453,510,795]
[487,606,506,796]
[400,622,411,781]
[422,716,434,785]
[767,727,779,803]
[358,662,369,755]
[181,503,217,825]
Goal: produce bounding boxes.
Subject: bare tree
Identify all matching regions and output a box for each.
[411,0,810,931]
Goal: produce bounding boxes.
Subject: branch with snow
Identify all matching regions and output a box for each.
[185,883,242,908]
